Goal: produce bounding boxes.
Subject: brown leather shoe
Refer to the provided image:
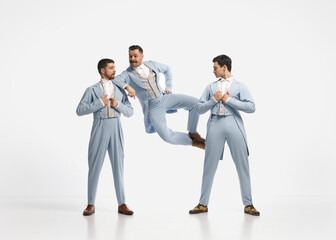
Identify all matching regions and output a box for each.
[118,204,134,215]
[191,139,205,150]
[189,204,208,214]
[244,205,260,216]
[188,132,205,143]
[83,205,95,216]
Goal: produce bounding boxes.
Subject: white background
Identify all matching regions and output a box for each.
[1,0,335,209]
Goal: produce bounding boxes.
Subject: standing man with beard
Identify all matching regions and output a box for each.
[112,45,205,149]
[76,58,134,216]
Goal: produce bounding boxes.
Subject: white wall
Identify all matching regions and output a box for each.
[0,0,335,203]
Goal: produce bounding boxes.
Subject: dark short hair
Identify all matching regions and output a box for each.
[213,55,232,72]
[129,45,143,53]
[97,58,114,75]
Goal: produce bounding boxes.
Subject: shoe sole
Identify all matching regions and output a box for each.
[189,209,208,214]
[118,210,133,215]
[83,211,95,216]
[244,211,260,216]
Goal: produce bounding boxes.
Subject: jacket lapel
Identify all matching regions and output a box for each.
[144,61,158,75]
[95,81,123,100]
[113,83,122,100]
[127,66,147,89]
[228,79,239,96]
[92,82,103,99]
[209,82,219,96]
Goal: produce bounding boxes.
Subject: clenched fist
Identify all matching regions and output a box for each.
[110,97,119,108]
[214,91,223,101]
[101,95,109,105]
[222,92,231,103]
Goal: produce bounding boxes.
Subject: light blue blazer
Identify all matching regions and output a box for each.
[76,82,133,118]
[197,79,255,158]
[113,61,176,133]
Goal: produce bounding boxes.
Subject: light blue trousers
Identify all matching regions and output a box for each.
[200,115,253,206]
[148,94,199,145]
[87,117,125,205]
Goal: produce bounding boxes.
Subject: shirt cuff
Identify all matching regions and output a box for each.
[115,101,120,108]
[224,97,231,103]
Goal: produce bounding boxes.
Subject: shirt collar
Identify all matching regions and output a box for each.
[219,76,234,82]
[133,63,146,72]
[101,78,112,85]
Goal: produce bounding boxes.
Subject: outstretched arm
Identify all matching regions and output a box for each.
[113,73,136,99]
[124,85,136,98]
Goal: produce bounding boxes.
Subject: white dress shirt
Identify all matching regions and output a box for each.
[133,63,172,92]
[218,77,233,96]
[215,76,233,115]
[99,78,119,107]
[133,63,150,78]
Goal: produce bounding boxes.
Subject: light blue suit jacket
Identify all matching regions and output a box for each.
[197,79,255,158]
[76,81,133,119]
[113,61,176,133]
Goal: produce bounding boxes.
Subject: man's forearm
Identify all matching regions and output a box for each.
[196,98,217,115]
[124,85,136,98]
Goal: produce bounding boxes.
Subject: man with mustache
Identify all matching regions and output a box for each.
[112,45,205,149]
[76,58,134,216]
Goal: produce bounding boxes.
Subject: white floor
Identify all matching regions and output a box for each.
[1,196,335,240]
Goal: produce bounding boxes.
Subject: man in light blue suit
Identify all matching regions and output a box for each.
[77,59,134,216]
[112,45,205,149]
[189,55,260,216]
